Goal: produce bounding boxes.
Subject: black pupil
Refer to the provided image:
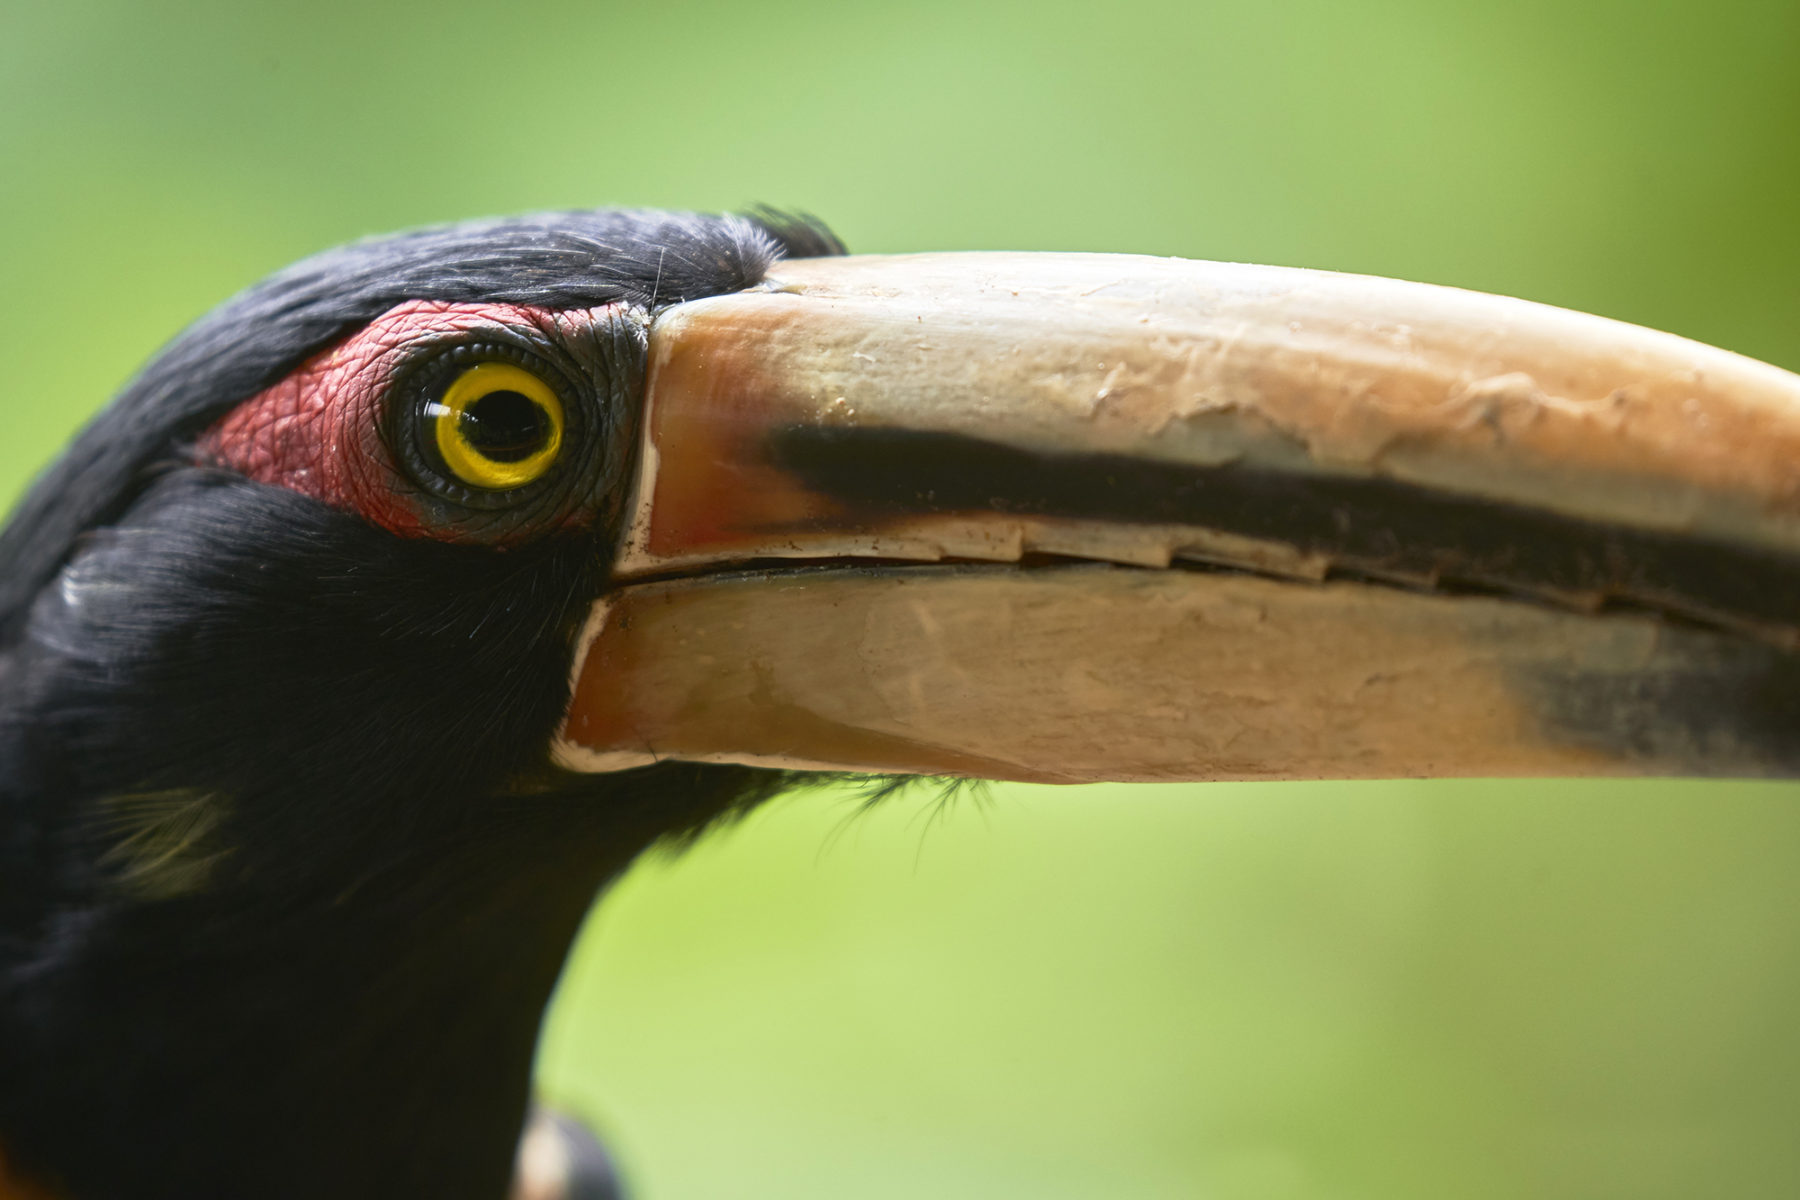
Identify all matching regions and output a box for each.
[460,390,550,463]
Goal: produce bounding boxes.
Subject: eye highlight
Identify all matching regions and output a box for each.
[427,361,565,491]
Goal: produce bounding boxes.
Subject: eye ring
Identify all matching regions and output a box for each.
[427,361,565,491]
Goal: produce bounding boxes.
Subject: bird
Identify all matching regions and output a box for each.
[3,207,1799,1200]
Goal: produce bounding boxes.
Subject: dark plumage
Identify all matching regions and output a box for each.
[0,208,841,642]
[0,209,840,1200]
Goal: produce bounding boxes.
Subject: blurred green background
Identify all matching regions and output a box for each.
[5,2,1800,1196]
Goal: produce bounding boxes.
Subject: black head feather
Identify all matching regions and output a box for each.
[0,208,841,1200]
[0,208,841,647]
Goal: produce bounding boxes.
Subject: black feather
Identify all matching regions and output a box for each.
[0,209,842,1199]
[0,208,837,647]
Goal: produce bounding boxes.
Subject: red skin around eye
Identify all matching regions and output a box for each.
[199,299,614,540]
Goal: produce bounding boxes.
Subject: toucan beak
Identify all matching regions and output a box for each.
[553,253,1800,783]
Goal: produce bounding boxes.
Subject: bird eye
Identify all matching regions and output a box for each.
[425,361,565,491]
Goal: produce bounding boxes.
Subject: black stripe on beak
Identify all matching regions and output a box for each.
[771,425,1800,641]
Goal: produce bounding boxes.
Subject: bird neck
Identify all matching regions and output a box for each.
[0,479,791,1198]
[3,787,637,1200]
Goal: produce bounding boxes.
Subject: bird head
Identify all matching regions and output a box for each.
[3,208,1798,1199]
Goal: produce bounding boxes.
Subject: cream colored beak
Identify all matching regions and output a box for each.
[554,253,1800,783]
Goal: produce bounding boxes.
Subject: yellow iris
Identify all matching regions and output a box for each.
[430,361,564,490]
